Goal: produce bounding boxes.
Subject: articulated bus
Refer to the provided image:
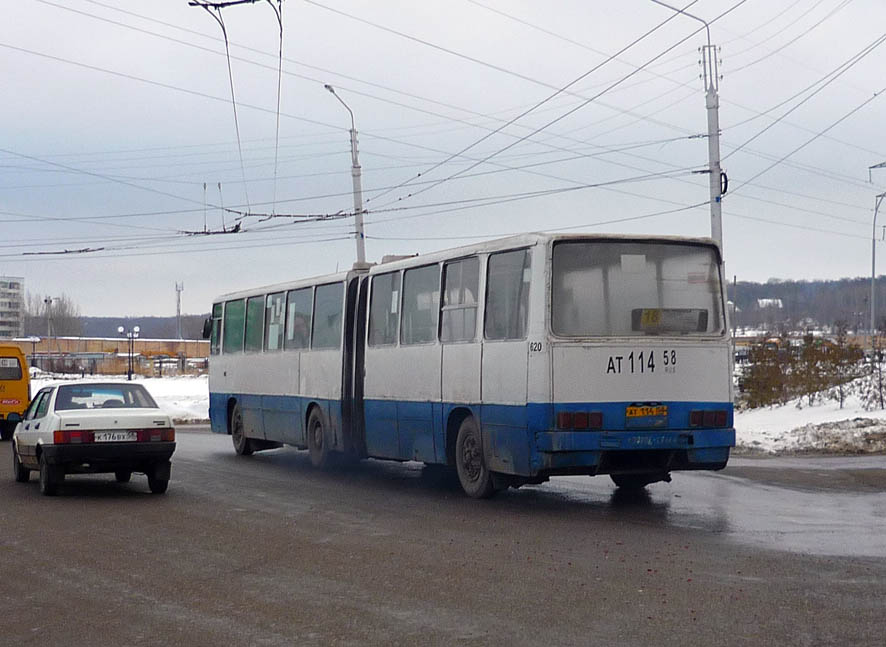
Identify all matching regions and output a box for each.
[206,233,735,498]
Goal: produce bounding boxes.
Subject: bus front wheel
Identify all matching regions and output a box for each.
[230,403,254,456]
[455,417,496,499]
[307,408,331,468]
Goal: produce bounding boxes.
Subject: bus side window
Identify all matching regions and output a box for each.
[210,303,222,355]
[244,296,265,352]
[401,264,440,345]
[285,288,313,350]
[312,283,344,349]
[485,249,531,341]
[223,299,246,354]
[369,271,400,346]
[441,257,478,343]
[264,292,285,351]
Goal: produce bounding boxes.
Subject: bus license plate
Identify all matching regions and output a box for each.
[95,431,138,443]
[626,405,668,418]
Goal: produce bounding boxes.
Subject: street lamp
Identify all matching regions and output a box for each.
[117,325,140,381]
[324,83,368,269]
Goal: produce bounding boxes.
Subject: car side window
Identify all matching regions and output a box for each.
[34,390,52,418]
[25,390,50,420]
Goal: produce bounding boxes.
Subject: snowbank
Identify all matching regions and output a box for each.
[735,392,886,454]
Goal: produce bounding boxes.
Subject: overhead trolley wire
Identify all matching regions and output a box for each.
[368,0,748,210]
[190,1,252,214]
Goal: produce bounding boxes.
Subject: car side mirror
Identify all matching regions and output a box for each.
[6,413,22,425]
[202,318,213,340]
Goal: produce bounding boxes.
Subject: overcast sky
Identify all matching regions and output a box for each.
[2,0,885,317]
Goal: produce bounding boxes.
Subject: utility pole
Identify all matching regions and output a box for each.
[43,296,56,371]
[175,282,184,340]
[652,1,726,251]
[702,43,725,250]
[325,84,369,269]
[868,160,886,354]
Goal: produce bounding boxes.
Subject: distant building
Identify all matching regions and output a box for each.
[0,276,24,338]
[756,298,783,309]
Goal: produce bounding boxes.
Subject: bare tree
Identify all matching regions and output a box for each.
[24,292,83,337]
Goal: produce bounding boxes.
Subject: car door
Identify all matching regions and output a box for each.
[17,387,52,464]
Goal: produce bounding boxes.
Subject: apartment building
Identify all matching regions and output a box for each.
[0,276,24,338]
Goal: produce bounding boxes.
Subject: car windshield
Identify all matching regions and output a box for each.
[551,240,725,337]
[54,383,159,411]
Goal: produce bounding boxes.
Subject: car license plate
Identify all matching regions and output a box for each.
[94,431,138,442]
[626,405,668,418]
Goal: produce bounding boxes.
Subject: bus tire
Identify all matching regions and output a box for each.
[610,472,670,489]
[455,416,496,499]
[307,408,332,468]
[230,403,254,456]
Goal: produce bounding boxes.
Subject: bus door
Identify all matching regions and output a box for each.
[363,266,440,461]
[440,257,481,461]
[480,249,531,474]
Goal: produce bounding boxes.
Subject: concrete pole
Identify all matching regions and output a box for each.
[325,84,368,269]
[871,192,886,349]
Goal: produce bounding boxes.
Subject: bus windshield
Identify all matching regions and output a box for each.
[551,240,724,337]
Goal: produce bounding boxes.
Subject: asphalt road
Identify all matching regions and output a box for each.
[1,427,884,647]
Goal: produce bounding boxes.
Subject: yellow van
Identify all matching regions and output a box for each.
[0,345,30,440]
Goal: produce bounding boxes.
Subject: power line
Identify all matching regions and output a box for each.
[732,87,885,195]
[189,1,252,213]
[723,31,886,162]
[368,0,747,206]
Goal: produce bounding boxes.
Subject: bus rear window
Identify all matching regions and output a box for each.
[0,357,22,380]
[551,241,724,337]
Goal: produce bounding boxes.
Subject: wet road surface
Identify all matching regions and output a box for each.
[1,427,884,646]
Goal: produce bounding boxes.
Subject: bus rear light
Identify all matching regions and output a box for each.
[557,411,603,430]
[689,410,728,428]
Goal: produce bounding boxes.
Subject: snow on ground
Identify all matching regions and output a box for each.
[30,372,208,423]
[28,371,886,454]
[735,393,886,455]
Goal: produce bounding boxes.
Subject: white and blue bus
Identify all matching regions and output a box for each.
[206,233,735,497]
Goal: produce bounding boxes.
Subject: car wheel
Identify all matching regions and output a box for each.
[12,442,30,483]
[306,408,331,468]
[0,421,12,442]
[147,474,169,494]
[610,472,670,489]
[39,454,62,496]
[454,416,496,499]
[115,470,132,483]
[230,403,254,456]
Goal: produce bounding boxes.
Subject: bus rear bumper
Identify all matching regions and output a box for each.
[531,428,734,476]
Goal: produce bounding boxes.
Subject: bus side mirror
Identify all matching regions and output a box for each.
[202,318,213,340]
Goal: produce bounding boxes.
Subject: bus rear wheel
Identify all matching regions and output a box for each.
[307,408,331,468]
[230,403,254,456]
[455,417,496,499]
[610,472,670,489]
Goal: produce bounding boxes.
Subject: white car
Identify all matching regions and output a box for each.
[11,381,176,496]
